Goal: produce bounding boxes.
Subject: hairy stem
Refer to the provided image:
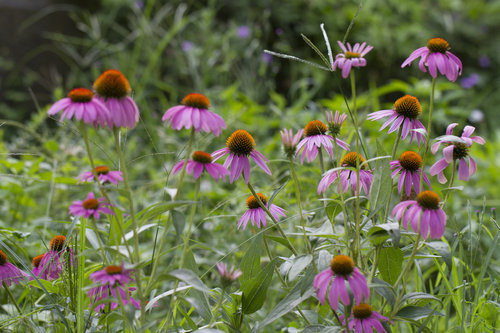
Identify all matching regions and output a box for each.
[442,160,456,208]
[420,77,437,191]
[383,127,403,223]
[77,217,87,333]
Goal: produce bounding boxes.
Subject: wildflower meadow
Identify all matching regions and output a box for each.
[0,1,499,332]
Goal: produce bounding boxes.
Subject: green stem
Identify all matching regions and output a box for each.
[115,286,134,331]
[350,71,362,267]
[333,139,351,256]
[113,127,146,323]
[389,235,421,318]
[148,129,195,290]
[420,77,437,191]
[179,178,200,269]
[367,245,382,284]
[318,149,327,210]
[209,289,225,328]
[77,217,87,333]
[442,160,456,208]
[383,127,403,224]
[3,281,22,313]
[247,182,298,256]
[288,156,315,264]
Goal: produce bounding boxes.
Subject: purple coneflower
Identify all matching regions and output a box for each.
[313,255,370,310]
[93,69,140,129]
[367,95,426,145]
[333,41,373,78]
[88,264,140,312]
[47,88,110,128]
[69,192,114,219]
[162,93,226,136]
[237,26,251,39]
[430,123,485,183]
[37,235,73,280]
[216,262,242,288]
[296,120,348,164]
[0,250,27,286]
[31,254,45,277]
[172,151,229,182]
[238,193,286,230]
[212,130,271,184]
[318,152,372,195]
[340,303,391,333]
[325,110,347,137]
[78,166,123,185]
[401,38,462,82]
[281,128,304,158]
[392,191,447,239]
[390,151,431,197]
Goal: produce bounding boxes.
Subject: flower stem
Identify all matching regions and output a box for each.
[3,281,22,313]
[420,77,437,191]
[77,217,87,333]
[148,129,195,290]
[389,234,421,319]
[367,245,382,284]
[208,289,225,328]
[350,70,362,267]
[334,140,351,257]
[113,127,146,323]
[383,127,403,224]
[288,156,314,263]
[442,160,456,208]
[247,182,297,256]
[179,177,200,269]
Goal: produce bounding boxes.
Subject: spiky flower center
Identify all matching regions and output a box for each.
[68,88,93,103]
[399,151,422,171]
[50,235,66,252]
[0,250,7,266]
[416,191,440,210]
[105,265,123,275]
[394,95,421,119]
[345,51,361,59]
[305,120,327,137]
[353,304,373,319]
[93,69,131,99]
[32,254,44,268]
[95,166,110,175]
[330,255,355,276]
[83,198,99,210]
[246,193,267,209]
[226,130,256,156]
[182,93,210,109]
[427,38,450,54]
[340,152,366,169]
[192,151,213,164]
[451,143,469,160]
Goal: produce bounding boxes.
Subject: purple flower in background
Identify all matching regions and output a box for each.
[0,250,28,286]
[181,41,194,52]
[47,88,110,128]
[401,38,462,82]
[340,304,392,333]
[275,28,283,35]
[314,255,369,310]
[392,191,447,239]
[162,93,226,136]
[216,262,242,288]
[212,130,272,184]
[479,55,490,68]
[88,264,140,312]
[172,151,229,182]
[238,193,286,230]
[261,52,273,64]
[237,26,251,39]
[367,95,426,145]
[460,73,480,89]
[69,192,114,219]
[78,166,123,185]
[333,41,373,78]
[430,123,485,183]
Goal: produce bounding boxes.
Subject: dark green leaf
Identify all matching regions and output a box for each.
[367,223,400,247]
[378,247,404,285]
[172,209,185,235]
[325,199,342,224]
[240,233,263,283]
[242,259,277,314]
[401,292,442,305]
[396,306,444,321]
[265,234,294,252]
[426,241,452,268]
[169,269,210,293]
[371,277,396,307]
[369,141,392,214]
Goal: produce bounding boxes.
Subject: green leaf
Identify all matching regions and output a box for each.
[396,306,444,321]
[27,279,60,293]
[426,241,452,268]
[135,201,189,223]
[169,269,210,293]
[240,233,263,283]
[172,209,185,235]
[242,259,277,314]
[367,223,400,247]
[265,234,294,252]
[325,198,342,224]
[401,292,442,305]
[258,266,315,328]
[287,255,312,281]
[378,247,403,285]
[371,277,396,307]
[369,141,392,214]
